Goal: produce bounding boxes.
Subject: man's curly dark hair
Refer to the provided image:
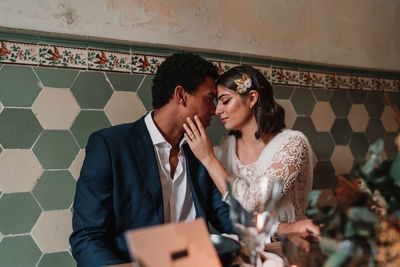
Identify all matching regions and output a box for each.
[152,53,218,109]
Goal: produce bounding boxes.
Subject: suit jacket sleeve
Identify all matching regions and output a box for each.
[69,132,126,267]
[207,178,234,234]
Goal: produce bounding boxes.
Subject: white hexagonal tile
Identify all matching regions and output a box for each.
[381,106,399,132]
[104,92,146,126]
[31,210,72,253]
[32,87,80,130]
[0,150,43,193]
[69,149,85,180]
[330,146,354,175]
[311,102,335,132]
[348,104,369,132]
[0,101,3,114]
[0,232,3,242]
[275,99,296,128]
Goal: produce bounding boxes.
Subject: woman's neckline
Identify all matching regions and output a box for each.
[233,129,287,166]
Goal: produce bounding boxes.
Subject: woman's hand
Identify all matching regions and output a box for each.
[183,115,215,166]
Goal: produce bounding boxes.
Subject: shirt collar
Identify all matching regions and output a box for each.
[144,111,187,148]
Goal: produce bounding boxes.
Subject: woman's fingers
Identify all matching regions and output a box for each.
[186,117,201,138]
[183,123,195,142]
[193,115,206,136]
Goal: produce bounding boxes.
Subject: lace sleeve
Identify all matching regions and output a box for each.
[232,135,310,215]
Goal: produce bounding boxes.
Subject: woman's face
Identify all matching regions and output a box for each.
[215,85,253,131]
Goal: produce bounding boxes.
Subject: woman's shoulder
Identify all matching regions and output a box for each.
[274,129,311,149]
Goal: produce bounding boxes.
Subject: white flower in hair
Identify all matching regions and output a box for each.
[234,74,252,93]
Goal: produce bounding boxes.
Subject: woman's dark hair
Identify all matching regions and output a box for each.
[216,65,285,139]
[152,53,218,109]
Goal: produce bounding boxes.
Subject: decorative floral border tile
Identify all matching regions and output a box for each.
[254,65,272,82]
[211,61,238,75]
[0,40,399,92]
[88,50,130,72]
[0,41,38,65]
[38,45,86,68]
[272,68,300,85]
[131,54,165,74]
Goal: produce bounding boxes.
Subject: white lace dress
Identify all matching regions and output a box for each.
[218,129,313,234]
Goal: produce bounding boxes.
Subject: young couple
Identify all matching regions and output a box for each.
[70,53,318,266]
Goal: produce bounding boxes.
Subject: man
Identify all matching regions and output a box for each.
[69,53,233,266]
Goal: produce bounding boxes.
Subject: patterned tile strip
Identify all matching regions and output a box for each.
[0,40,399,92]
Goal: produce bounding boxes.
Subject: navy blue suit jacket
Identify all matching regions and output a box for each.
[70,116,233,267]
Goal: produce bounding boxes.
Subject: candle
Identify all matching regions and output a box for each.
[256,213,264,232]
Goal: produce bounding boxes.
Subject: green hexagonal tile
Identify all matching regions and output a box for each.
[33,130,79,169]
[0,193,41,234]
[0,108,43,149]
[37,252,76,267]
[70,71,113,109]
[106,72,145,92]
[34,67,79,88]
[0,235,42,267]
[0,65,41,107]
[137,75,154,111]
[70,110,111,148]
[33,171,76,210]
[207,118,228,146]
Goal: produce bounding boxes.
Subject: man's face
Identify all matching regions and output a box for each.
[185,76,217,128]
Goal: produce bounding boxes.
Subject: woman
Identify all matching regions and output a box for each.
[183,65,318,238]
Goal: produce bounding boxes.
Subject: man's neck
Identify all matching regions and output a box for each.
[152,107,184,148]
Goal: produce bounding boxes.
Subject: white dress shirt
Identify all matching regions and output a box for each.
[144,112,196,223]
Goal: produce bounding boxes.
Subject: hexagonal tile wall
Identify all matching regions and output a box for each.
[0,65,42,107]
[69,149,85,180]
[349,133,370,160]
[330,90,352,118]
[311,88,333,102]
[32,87,80,130]
[0,149,42,193]
[330,146,354,175]
[31,210,73,253]
[347,90,367,104]
[33,67,79,88]
[347,104,369,132]
[70,71,113,109]
[0,108,43,149]
[206,117,228,146]
[70,110,111,148]
[33,130,80,169]
[330,118,353,145]
[365,119,386,144]
[381,105,399,132]
[106,72,145,92]
[33,171,76,210]
[313,161,336,189]
[365,92,385,119]
[273,85,294,100]
[290,87,315,116]
[275,99,296,128]
[37,251,76,267]
[311,102,335,132]
[0,235,42,267]
[0,192,42,234]
[136,75,154,111]
[292,117,317,143]
[311,132,335,161]
[104,91,146,125]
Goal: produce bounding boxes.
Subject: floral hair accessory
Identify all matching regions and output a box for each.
[234,73,252,93]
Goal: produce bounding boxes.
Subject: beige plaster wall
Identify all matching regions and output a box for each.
[1,0,399,71]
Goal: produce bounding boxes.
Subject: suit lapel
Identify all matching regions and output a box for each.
[128,117,164,224]
[184,144,206,219]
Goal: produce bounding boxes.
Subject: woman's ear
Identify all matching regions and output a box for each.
[248,90,258,109]
[174,86,187,106]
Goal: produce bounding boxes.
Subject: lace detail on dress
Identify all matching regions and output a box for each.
[231,132,311,221]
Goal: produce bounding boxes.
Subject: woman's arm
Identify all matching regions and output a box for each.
[183,115,233,194]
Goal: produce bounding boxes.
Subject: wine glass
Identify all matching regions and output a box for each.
[227,177,282,266]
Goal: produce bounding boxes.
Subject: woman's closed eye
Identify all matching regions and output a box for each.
[222,99,230,105]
